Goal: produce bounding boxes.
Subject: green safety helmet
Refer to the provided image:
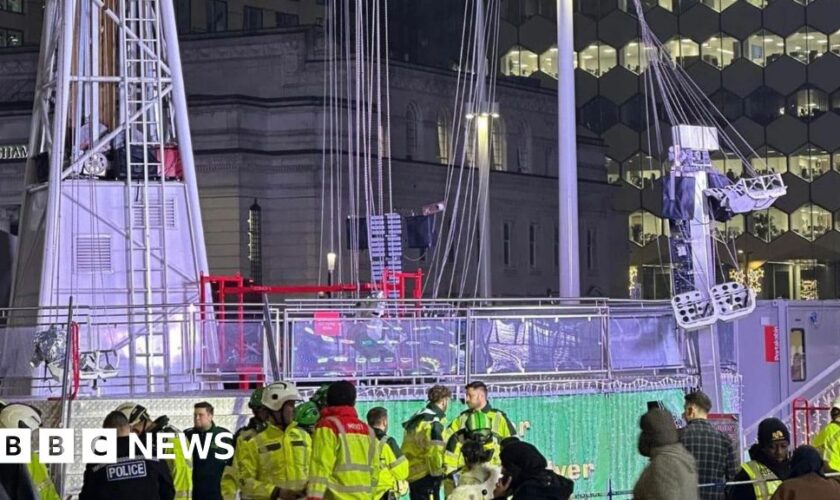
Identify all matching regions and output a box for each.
[310,383,332,410]
[249,387,266,409]
[466,412,493,442]
[294,401,320,427]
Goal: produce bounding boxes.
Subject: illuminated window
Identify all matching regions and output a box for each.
[786,87,828,121]
[620,40,649,74]
[248,199,263,284]
[785,27,828,64]
[491,117,506,171]
[830,30,840,55]
[629,210,663,246]
[701,35,741,68]
[664,37,700,67]
[747,207,789,242]
[715,215,745,240]
[623,152,661,189]
[539,46,561,78]
[578,43,617,77]
[712,151,744,180]
[751,148,788,175]
[0,28,23,48]
[790,146,830,181]
[745,30,784,67]
[688,0,737,12]
[503,221,513,267]
[792,204,832,241]
[639,0,673,10]
[790,328,806,381]
[0,0,23,13]
[501,46,539,77]
[745,0,764,6]
[436,111,449,164]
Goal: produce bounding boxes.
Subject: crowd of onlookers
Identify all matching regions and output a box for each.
[2,384,840,499]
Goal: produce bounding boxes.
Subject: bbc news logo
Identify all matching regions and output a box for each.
[0,429,234,464]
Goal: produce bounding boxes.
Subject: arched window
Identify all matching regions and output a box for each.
[436,111,450,164]
[406,103,420,160]
[491,117,506,171]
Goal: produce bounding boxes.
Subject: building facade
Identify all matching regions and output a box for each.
[0,21,628,303]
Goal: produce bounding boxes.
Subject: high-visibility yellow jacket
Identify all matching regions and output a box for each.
[373,429,409,499]
[222,420,264,500]
[813,421,840,472]
[444,404,516,474]
[401,403,448,483]
[306,405,380,500]
[283,421,313,493]
[443,404,515,495]
[28,452,60,500]
[741,460,781,500]
[155,428,193,500]
[235,422,287,500]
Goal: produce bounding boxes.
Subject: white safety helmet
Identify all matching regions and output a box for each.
[114,402,150,426]
[261,381,301,412]
[0,403,42,430]
[832,396,840,411]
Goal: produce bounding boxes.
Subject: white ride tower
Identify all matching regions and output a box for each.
[6,0,210,394]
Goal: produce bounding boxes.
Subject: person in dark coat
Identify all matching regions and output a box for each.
[183,401,232,500]
[0,464,37,500]
[632,408,699,500]
[491,441,573,500]
[79,411,175,500]
[770,445,840,500]
[730,418,791,500]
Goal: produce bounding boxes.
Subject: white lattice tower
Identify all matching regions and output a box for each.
[5,0,212,394]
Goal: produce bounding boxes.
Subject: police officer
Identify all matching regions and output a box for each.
[79,411,174,500]
[222,387,269,500]
[235,381,307,499]
[115,402,193,499]
[0,403,60,500]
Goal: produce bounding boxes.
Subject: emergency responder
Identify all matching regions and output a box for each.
[812,395,840,472]
[443,411,497,495]
[368,407,409,500]
[729,418,791,500]
[307,380,380,500]
[235,381,308,499]
[221,387,269,500]
[401,384,451,500]
[184,401,232,500]
[0,403,60,500]
[115,402,193,499]
[79,411,175,500]
[444,381,515,493]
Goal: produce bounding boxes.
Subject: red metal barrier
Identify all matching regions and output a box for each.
[792,398,831,447]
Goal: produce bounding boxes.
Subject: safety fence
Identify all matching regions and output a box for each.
[0,298,701,399]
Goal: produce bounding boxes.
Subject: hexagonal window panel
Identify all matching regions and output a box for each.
[712,150,745,179]
[785,26,828,64]
[745,30,785,66]
[629,210,663,246]
[792,203,832,240]
[790,145,830,181]
[580,97,618,135]
[745,87,785,125]
[710,89,744,121]
[620,39,650,74]
[605,156,621,184]
[621,95,647,131]
[640,0,674,11]
[831,29,840,54]
[747,207,789,242]
[539,46,560,79]
[744,0,764,7]
[623,152,662,189]
[786,87,828,121]
[701,34,741,68]
[664,36,700,66]
[715,214,745,240]
[579,42,617,77]
[750,147,789,175]
[501,46,539,77]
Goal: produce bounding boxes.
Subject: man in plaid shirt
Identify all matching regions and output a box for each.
[679,391,738,500]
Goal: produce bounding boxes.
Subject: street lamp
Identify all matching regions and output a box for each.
[326,252,336,298]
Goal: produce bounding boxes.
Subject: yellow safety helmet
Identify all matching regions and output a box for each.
[0,403,42,430]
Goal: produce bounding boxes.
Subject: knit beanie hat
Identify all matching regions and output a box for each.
[757,418,790,447]
[639,408,678,447]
